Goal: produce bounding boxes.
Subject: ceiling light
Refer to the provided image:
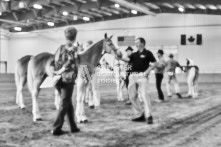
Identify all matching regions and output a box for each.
[83,17,90,21]
[47,22,54,27]
[0,12,2,16]
[19,2,26,8]
[178,7,185,12]
[3,0,10,1]
[131,10,137,14]
[14,27,22,31]
[33,4,42,9]
[195,4,206,10]
[207,5,217,10]
[62,11,68,16]
[73,15,78,20]
[115,3,120,8]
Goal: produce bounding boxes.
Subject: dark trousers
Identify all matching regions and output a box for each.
[155,73,164,100]
[53,82,78,132]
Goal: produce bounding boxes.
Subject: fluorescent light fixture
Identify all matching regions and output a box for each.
[178,7,185,12]
[3,0,10,1]
[62,11,69,16]
[83,17,90,21]
[195,4,206,10]
[33,4,42,9]
[207,5,217,10]
[47,22,54,27]
[14,27,22,31]
[73,15,78,20]
[19,1,26,8]
[131,10,137,14]
[115,3,120,8]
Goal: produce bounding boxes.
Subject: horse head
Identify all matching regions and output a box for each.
[184,58,195,72]
[103,33,117,54]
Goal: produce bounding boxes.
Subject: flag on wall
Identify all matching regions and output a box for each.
[118,36,135,46]
[181,34,202,45]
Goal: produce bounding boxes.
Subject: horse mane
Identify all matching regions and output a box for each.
[80,39,103,56]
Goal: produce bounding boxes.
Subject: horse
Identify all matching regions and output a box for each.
[72,34,118,123]
[26,33,117,122]
[184,58,199,98]
[99,53,126,101]
[15,55,33,109]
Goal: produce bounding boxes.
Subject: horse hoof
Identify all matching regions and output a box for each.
[79,119,88,123]
[34,118,43,122]
[89,105,95,109]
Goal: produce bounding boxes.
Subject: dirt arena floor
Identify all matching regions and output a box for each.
[1,80,221,147]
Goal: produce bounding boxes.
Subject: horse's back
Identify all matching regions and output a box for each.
[31,52,54,64]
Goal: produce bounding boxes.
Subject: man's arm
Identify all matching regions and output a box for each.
[118,56,130,62]
[144,62,157,76]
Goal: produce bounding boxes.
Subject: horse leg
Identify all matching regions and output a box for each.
[76,78,88,123]
[88,83,95,108]
[187,80,192,97]
[115,76,123,101]
[194,80,199,97]
[91,75,100,108]
[31,78,44,121]
[18,76,26,109]
[119,80,125,101]
[54,89,60,110]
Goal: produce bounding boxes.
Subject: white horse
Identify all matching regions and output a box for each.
[185,58,199,98]
[69,34,118,123]
[99,53,126,101]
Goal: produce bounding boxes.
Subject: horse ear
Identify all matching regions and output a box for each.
[104,33,107,39]
[110,35,113,39]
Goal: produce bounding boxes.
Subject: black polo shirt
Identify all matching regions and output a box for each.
[129,49,156,73]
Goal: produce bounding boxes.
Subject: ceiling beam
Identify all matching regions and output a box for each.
[0,18,28,26]
[109,0,156,16]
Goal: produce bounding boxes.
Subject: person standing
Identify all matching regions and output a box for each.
[52,27,80,136]
[154,50,166,102]
[123,46,133,105]
[165,54,183,98]
[118,38,157,124]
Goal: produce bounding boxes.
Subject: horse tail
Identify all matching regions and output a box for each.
[27,58,34,93]
[14,60,20,89]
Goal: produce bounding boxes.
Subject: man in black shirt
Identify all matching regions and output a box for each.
[118,38,156,124]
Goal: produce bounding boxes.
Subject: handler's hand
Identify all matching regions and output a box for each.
[53,71,61,75]
[144,71,149,78]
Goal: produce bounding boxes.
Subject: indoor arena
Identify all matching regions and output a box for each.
[0,0,221,147]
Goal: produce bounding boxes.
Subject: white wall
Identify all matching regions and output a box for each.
[6,13,221,73]
[0,29,9,73]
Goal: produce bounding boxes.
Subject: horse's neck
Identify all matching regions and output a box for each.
[79,40,103,69]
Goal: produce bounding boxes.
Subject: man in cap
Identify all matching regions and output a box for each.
[165,53,183,98]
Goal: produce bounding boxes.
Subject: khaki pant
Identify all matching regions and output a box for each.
[128,74,152,118]
[165,73,180,96]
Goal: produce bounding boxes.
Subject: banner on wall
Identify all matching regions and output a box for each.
[117,36,135,46]
[181,34,202,45]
